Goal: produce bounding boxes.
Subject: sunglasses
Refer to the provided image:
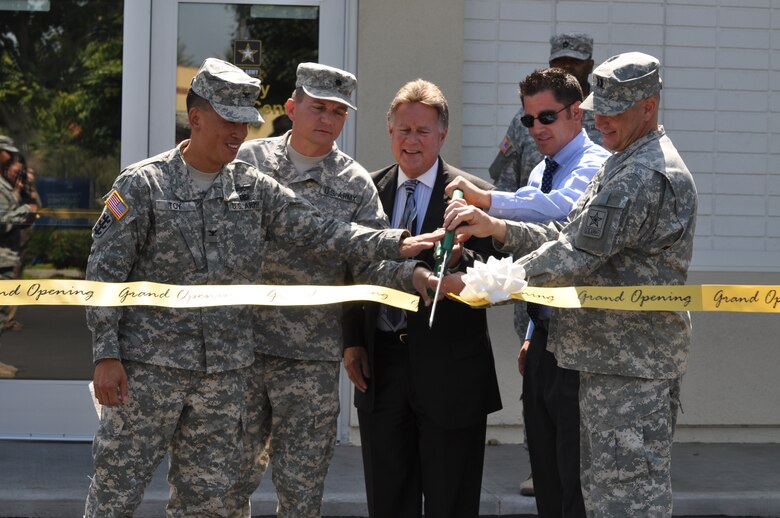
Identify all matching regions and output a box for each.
[520,102,574,128]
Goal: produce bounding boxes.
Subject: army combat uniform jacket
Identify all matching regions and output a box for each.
[0,176,34,270]
[499,127,697,379]
[87,143,408,373]
[237,135,417,361]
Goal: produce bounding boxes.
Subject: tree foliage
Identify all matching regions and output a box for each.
[0,0,123,177]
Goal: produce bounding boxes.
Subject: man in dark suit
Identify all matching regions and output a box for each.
[343,79,502,518]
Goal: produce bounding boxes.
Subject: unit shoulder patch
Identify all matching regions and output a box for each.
[582,207,608,239]
[499,135,513,155]
[92,210,114,239]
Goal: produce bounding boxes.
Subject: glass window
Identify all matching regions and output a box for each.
[176,3,319,142]
[0,0,123,381]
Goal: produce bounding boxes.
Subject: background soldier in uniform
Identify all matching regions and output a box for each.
[84,58,435,517]
[230,63,430,518]
[445,52,697,517]
[0,137,37,378]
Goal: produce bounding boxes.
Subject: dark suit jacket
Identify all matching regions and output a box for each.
[354,158,502,429]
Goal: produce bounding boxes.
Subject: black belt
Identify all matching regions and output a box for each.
[375,329,409,344]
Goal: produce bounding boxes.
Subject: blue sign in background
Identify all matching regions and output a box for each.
[35,177,95,228]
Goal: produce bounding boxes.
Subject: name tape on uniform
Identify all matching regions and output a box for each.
[452,285,780,313]
[0,280,420,311]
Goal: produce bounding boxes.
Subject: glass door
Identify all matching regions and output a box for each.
[146,0,354,159]
[0,0,355,440]
[0,0,124,439]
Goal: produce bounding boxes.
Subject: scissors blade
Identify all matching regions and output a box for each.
[428,252,449,328]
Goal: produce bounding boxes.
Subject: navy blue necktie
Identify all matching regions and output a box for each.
[540,157,558,194]
[527,158,558,326]
[386,179,419,330]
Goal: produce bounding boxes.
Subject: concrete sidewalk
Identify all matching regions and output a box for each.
[0,441,778,517]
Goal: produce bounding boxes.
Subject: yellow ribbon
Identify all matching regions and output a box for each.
[451,285,780,313]
[0,280,420,311]
[4,279,779,313]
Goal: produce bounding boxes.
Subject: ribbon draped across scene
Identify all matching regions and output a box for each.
[2,273,778,313]
[451,256,780,313]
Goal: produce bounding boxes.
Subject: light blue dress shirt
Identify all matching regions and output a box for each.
[487,130,610,339]
[488,130,610,223]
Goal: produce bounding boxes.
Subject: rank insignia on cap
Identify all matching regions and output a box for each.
[499,135,513,154]
[105,190,129,220]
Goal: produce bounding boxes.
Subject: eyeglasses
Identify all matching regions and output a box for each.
[520,102,574,128]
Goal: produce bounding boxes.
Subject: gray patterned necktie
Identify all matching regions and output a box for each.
[386,179,420,330]
[399,179,419,233]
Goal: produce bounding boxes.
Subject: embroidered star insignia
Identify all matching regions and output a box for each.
[240,43,258,63]
[588,211,604,227]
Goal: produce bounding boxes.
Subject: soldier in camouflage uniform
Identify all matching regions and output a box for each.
[0,138,34,287]
[227,63,430,518]
[446,52,697,517]
[84,58,435,518]
[0,138,36,378]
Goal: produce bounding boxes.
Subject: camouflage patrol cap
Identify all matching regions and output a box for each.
[191,58,264,123]
[549,33,593,62]
[581,52,662,116]
[0,135,18,153]
[296,62,357,110]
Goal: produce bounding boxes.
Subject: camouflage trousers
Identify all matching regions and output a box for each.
[84,360,247,518]
[0,261,18,329]
[228,353,340,518]
[579,372,682,518]
[512,300,530,340]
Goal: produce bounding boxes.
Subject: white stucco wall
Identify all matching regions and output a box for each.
[462,0,780,272]
[354,0,465,171]
[462,0,780,443]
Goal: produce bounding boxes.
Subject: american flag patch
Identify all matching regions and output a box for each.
[499,135,513,154]
[105,190,129,220]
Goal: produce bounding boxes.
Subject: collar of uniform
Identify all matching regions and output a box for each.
[607,125,664,171]
[169,142,200,201]
[271,134,341,186]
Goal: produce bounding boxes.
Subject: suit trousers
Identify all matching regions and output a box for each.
[522,324,586,518]
[358,330,487,518]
